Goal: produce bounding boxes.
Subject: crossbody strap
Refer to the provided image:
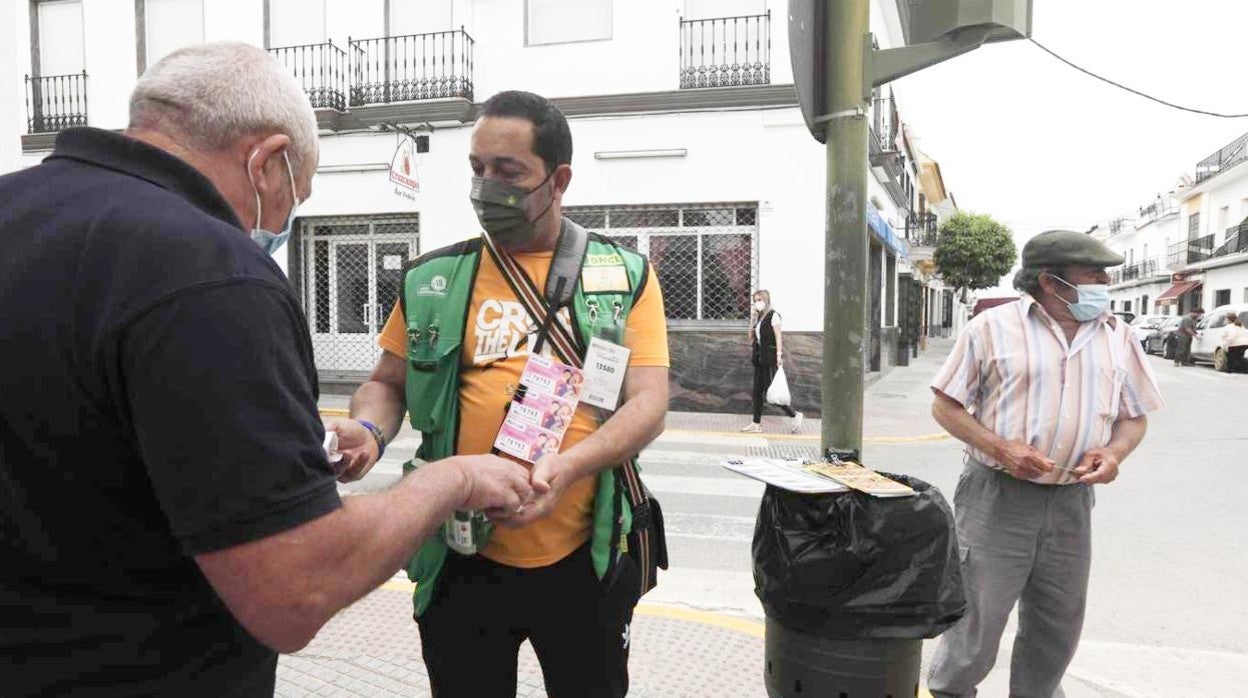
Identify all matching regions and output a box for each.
[480,224,650,521]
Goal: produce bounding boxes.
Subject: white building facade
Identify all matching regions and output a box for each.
[1098,191,1183,318]
[1099,132,1248,321]
[4,0,958,413]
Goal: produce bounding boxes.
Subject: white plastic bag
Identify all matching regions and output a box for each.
[766,367,792,406]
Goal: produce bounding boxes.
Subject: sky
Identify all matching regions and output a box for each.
[887,0,1248,294]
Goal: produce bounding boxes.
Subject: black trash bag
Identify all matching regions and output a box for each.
[752,473,965,640]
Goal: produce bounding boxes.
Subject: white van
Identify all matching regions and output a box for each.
[1190,304,1248,371]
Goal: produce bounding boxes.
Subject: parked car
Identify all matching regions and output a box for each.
[1190,304,1248,371]
[1128,314,1168,347]
[1145,316,1183,357]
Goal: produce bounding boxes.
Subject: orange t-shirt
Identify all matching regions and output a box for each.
[378,245,669,568]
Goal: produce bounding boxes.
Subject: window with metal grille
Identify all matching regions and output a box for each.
[1188,213,1201,239]
[565,203,758,325]
[296,215,419,374]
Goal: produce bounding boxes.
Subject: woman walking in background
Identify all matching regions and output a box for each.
[741,290,804,434]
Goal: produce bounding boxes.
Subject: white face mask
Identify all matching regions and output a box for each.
[754,301,766,312]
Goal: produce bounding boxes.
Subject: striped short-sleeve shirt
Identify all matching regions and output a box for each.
[931,294,1163,485]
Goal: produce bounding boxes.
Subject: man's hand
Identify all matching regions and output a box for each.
[486,454,570,528]
[450,455,539,512]
[325,418,379,482]
[994,440,1056,480]
[1073,447,1121,485]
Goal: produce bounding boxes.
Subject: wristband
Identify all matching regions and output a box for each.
[356,419,387,459]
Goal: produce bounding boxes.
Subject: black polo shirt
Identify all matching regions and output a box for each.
[0,128,341,696]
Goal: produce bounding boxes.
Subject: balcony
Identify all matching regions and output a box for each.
[679,12,770,89]
[905,212,939,248]
[1138,196,1176,223]
[268,41,350,112]
[1210,222,1248,259]
[1110,259,1161,285]
[869,96,913,215]
[25,72,88,134]
[1167,234,1215,267]
[870,95,900,156]
[349,28,474,105]
[1195,132,1248,184]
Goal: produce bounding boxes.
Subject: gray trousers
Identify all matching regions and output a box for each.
[928,462,1094,698]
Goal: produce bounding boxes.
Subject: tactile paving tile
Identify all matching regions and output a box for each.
[278,586,769,697]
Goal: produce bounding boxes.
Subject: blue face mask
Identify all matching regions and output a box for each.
[248,150,298,255]
[1052,275,1110,322]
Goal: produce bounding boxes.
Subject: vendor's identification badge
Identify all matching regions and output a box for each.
[581,337,630,411]
[580,265,630,293]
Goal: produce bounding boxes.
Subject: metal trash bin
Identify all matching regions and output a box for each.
[765,622,921,697]
[753,474,964,697]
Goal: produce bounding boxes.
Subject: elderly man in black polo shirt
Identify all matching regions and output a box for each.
[0,42,533,696]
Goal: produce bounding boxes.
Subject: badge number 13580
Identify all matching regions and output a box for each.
[582,337,630,411]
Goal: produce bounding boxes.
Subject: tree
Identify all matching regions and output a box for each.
[932,212,1017,296]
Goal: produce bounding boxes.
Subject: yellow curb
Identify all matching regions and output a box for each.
[377,581,935,696]
[634,604,764,638]
[379,580,764,638]
[321,408,350,418]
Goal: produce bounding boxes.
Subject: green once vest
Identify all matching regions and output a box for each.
[400,234,651,616]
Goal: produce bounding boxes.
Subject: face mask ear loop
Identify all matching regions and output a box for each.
[527,168,559,224]
[247,150,263,230]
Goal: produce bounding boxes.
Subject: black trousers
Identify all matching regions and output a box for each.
[1229,345,1248,373]
[1175,335,1193,365]
[751,360,796,422]
[416,543,639,698]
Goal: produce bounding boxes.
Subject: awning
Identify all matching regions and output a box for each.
[866,206,909,258]
[1156,279,1202,303]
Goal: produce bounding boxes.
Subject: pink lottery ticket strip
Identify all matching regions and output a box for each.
[494,353,585,463]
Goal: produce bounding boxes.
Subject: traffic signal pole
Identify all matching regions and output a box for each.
[820,0,870,458]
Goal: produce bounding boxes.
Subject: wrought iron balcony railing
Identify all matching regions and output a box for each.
[269,41,350,111]
[872,95,900,153]
[679,12,770,89]
[25,72,88,134]
[1211,223,1248,259]
[1112,258,1160,284]
[1195,132,1248,184]
[905,212,939,248]
[1167,234,1215,267]
[350,28,474,106]
[1138,196,1177,223]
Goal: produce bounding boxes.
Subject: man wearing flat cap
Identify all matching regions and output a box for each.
[926,230,1163,697]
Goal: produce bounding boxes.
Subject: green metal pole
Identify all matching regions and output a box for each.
[821,0,870,457]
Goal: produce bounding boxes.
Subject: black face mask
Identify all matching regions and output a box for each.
[469,171,555,246]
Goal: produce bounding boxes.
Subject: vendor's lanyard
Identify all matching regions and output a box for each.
[480,231,653,589]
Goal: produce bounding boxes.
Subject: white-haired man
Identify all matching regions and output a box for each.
[0,43,533,696]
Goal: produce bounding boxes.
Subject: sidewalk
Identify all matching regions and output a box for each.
[289,339,959,697]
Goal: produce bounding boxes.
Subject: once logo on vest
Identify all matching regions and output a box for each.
[586,252,624,267]
[419,275,449,297]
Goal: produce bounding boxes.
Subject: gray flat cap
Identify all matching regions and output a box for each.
[1021,229,1124,268]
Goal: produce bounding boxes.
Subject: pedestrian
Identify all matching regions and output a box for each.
[345,90,671,697]
[0,43,533,697]
[1220,312,1248,373]
[926,230,1163,698]
[741,289,804,434]
[1174,306,1204,366]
